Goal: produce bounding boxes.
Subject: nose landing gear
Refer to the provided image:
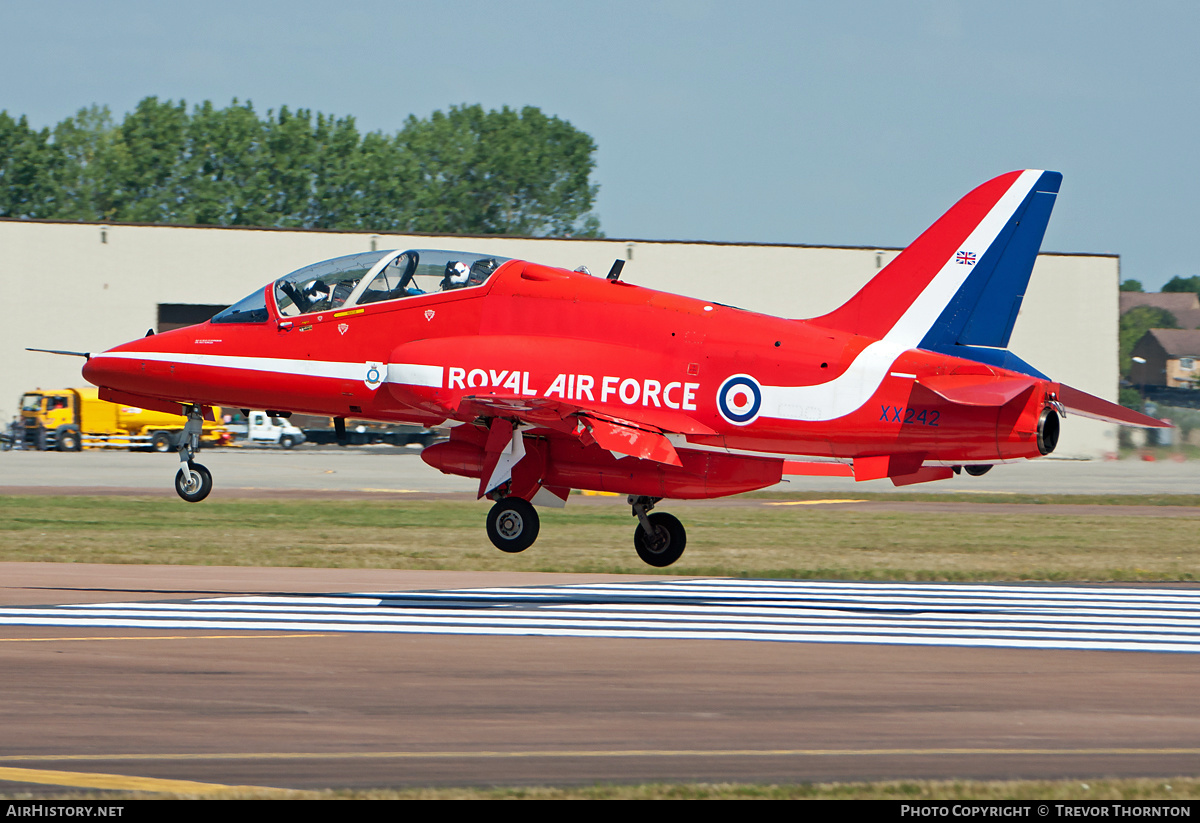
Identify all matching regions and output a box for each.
[173,405,212,503]
[175,462,212,503]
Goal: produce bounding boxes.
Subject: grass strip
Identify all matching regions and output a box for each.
[2,495,1198,581]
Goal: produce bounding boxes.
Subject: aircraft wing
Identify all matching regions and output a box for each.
[454,393,717,467]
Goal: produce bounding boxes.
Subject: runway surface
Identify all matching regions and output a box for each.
[2,565,1199,793]
[5,578,1200,655]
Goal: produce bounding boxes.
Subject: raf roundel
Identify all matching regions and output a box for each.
[717,374,763,425]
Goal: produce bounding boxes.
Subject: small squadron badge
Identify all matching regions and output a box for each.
[338,323,349,335]
[424,309,436,322]
[364,361,386,390]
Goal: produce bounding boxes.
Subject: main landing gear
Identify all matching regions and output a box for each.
[951,464,994,477]
[486,497,540,553]
[630,495,686,567]
[482,493,689,568]
[174,405,212,503]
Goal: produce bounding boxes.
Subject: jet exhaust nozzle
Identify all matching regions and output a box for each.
[1037,406,1060,455]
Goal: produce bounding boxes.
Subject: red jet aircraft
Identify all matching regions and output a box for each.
[76,169,1163,567]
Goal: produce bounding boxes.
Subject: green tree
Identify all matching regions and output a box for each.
[1162,275,1200,294]
[397,104,601,236]
[1119,279,1143,292]
[47,105,122,220]
[0,98,602,236]
[259,106,372,229]
[181,99,271,226]
[308,112,368,230]
[1118,386,1143,411]
[1119,306,1178,378]
[0,112,60,218]
[349,130,417,232]
[108,97,191,223]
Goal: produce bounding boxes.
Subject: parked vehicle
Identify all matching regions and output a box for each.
[18,388,226,451]
[244,411,307,449]
[297,416,440,447]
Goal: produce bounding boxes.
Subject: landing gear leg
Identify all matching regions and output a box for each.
[630,495,686,567]
[174,405,212,503]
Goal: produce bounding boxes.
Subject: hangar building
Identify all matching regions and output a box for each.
[0,218,1120,458]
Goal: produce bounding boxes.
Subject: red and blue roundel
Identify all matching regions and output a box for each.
[717,374,762,425]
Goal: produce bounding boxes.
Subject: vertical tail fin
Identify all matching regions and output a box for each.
[811,170,1062,374]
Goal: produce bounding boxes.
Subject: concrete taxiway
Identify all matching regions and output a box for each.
[3,445,1200,495]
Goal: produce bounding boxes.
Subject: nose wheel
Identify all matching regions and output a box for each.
[175,462,212,503]
[172,404,214,503]
[486,498,540,553]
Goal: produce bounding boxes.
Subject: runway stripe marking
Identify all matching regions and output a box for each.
[3,747,1200,763]
[4,579,1200,654]
[0,766,270,793]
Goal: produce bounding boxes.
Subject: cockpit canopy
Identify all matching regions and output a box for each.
[210,249,511,324]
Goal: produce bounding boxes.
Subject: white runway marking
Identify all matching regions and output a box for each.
[4,579,1200,653]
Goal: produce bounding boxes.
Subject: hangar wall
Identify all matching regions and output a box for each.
[0,219,1119,458]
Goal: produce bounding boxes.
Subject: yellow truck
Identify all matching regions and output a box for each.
[17,388,226,452]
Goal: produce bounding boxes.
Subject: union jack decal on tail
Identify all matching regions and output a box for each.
[956,250,976,265]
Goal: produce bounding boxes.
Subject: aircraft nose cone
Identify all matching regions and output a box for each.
[81,346,141,393]
[80,354,107,388]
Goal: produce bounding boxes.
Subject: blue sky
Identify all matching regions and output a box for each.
[3,0,1197,289]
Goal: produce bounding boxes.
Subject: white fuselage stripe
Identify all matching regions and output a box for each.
[91,351,442,387]
[388,363,442,388]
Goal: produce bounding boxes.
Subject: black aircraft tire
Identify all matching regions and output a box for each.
[175,463,213,503]
[964,464,993,477]
[634,512,687,568]
[486,498,540,553]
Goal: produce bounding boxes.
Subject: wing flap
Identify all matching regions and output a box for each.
[584,418,682,466]
[782,461,854,477]
[455,393,704,465]
[455,394,716,436]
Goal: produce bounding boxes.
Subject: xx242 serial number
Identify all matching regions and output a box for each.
[879,405,940,426]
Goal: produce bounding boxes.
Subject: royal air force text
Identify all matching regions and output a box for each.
[446,369,700,411]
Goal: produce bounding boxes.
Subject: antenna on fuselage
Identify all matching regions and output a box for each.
[606,259,625,281]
